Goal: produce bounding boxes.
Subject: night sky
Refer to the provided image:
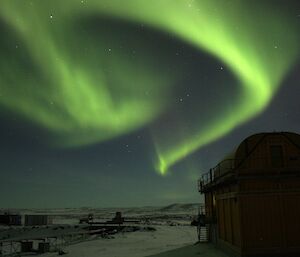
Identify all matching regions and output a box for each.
[0,0,299,208]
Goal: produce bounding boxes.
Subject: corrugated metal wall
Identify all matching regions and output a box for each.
[216,192,241,248]
[282,193,300,248]
[240,194,282,250]
[205,133,300,256]
[25,215,51,226]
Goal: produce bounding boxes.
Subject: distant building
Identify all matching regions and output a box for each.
[112,212,124,224]
[24,215,52,226]
[198,132,300,257]
[0,213,22,226]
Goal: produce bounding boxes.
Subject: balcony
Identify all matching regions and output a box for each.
[198,159,236,193]
[198,156,300,193]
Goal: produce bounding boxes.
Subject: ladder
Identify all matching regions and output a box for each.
[198,225,209,243]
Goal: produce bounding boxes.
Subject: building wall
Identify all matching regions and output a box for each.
[205,192,214,219]
[239,193,300,256]
[204,133,300,256]
[237,133,300,254]
[0,214,22,226]
[282,192,300,248]
[240,193,282,251]
[215,185,241,249]
[25,215,52,226]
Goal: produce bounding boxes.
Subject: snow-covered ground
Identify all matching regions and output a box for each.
[1,204,205,257]
[148,243,230,257]
[43,225,197,257]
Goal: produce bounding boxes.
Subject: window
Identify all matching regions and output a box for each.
[270,145,284,167]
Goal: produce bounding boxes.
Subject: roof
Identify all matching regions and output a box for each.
[216,132,300,173]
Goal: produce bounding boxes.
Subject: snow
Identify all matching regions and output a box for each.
[42,225,198,257]
[1,204,219,257]
[147,244,230,257]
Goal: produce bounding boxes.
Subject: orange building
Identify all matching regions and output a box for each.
[198,132,300,257]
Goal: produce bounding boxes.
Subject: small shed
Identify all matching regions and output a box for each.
[198,132,300,257]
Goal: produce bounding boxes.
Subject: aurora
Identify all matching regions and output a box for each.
[0,0,299,175]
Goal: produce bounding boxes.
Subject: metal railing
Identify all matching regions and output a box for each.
[198,159,236,192]
[198,156,300,192]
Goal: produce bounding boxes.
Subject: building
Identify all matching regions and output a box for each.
[198,132,300,257]
[0,213,22,226]
[24,215,52,226]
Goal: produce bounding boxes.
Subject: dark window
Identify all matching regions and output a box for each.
[270,145,284,167]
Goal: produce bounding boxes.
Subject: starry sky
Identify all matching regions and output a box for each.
[0,0,300,208]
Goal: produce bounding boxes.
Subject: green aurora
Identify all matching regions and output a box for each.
[0,0,299,175]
